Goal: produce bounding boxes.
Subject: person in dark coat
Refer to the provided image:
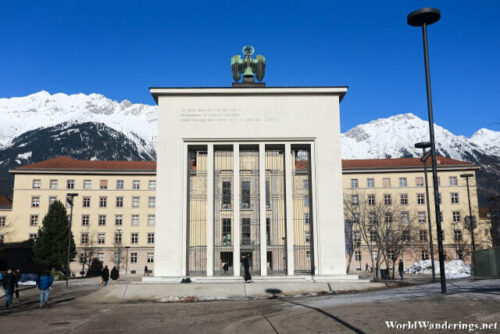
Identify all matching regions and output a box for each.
[110,266,119,280]
[15,269,22,298]
[2,269,18,307]
[101,265,110,286]
[398,259,404,280]
[36,269,53,308]
[144,265,149,277]
[242,255,252,283]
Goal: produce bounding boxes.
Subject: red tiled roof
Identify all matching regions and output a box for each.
[341,156,474,169]
[15,156,156,171]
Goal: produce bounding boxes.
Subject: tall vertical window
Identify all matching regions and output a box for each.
[265,180,270,208]
[0,216,6,227]
[368,194,375,206]
[417,193,425,205]
[419,230,428,241]
[147,232,155,244]
[131,233,138,244]
[383,178,391,188]
[130,253,138,263]
[114,232,122,244]
[351,194,359,205]
[454,230,462,241]
[116,196,123,208]
[222,181,231,209]
[266,218,270,244]
[400,194,408,205]
[83,180,92,189]
[50,180,58,189]
[30,215,38,226]
[399,177,407,187]
[401,212,409,223]
[147,253,154,263]
[305,213,311,224]
[451,193,459,204]
[367,178,375,188]
[97,233,105,244]
[418,212,426,223]
[115,215,123,226]
[98,215,106,226]
[148,180,156,190]
[116,180,124,189]
[222,218,231,246]
[132,197,140,208]
[81,215,89,226]
[133,180,140,190]
[131,215,140,226]
[49,196,57,205]
[241,218,251,245]
[304,196,310,208]
[147,215,155,226]
[383,194,392,205]
[452,211,461,222]
[97,253,104,262]
[67,179,75,189]
[81,233,89,244]
[354,251,361,261]
[100,180,108,190]
[421,250,429,260]
[99,196,107,208]
[83,196,91,208]
[148,196,156,208]
[415,177,424,187]
[31,196,40,207]
[351,179,358,188]
[449,176,458,185]
[32,179,41,189]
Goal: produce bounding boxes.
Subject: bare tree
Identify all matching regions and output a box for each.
[113,229,124,272]
[447,223,471,261]
[78,225,96,275]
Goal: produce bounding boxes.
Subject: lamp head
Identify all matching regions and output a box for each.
[460,173,474,178]
[407,8,441,27]
[415,141,431,149]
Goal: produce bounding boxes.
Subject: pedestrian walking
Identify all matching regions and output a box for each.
[144,265,149,277]
[365,263,369,272]
[398,259,404,280]
[2,269,17,307]
[36,269,53,308]
[110,266,119,280]
[101,265,110,286]
[242,255,252,283]
[15,269,22,298]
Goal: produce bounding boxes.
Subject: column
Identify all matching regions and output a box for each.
[206,144,214,276]
[259,143,267,276]
[284,143,295,275]
[233,144,240,277]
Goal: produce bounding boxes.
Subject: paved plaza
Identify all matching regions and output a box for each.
[0,278,498,333]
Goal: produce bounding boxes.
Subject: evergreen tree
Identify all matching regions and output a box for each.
[33,200,76,270]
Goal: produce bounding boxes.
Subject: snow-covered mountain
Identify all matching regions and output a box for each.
[0,91,157,156]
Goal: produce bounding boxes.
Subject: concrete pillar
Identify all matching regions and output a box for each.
[284,143,295,275]
[206,144,214,276]
[259,143,267,276]
[233,144,240,277]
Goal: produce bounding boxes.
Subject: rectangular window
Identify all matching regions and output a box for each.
[368,212,376,224]
[50,179,58,189]
[384,194,392,205]
[417,193,425,205]
[99,196,107,208]
[114,232,122,244]
[454,229,462,241]
[419,230,428,242]
[452,211,461,222]
[265,180,270,208]
[131,233,138,244]
[97,233,105,244]
[31,196,40,208]
[385,212,393,223]
[305,213,311,224]
[449,176,458,186]
[133,180,140,190]
[353,231,361,245]
[241,218,251,245]
[33,179,41,189]
[67,179,75,189]
[149,180,156,190]
[130,252,137,263]
[403,230,411,242]
[266,218,271,244]
[304,196,310,208]
[115,215,123,226]
[116,196,123,208]
[116,180,124,190]
[387,250,394,260]
[132,215,140,226]
[305,232,311,243]
[97,253,104,262]
[383,178,391,188]
[351,178,358,188]
[303,179,309,189]
[451,193,459,204]
[351,194,359,206]
[99,180,108,190]
[399,177,407,187]
[415,177,424,187]
[421,250,429,260]
[148,196,156,208]
[132,196,140,208]
[368,194,375,206]
[222,181,231,209]
[49,196,57,205]
[83,180,92,189]
[81,233,89,245]
[370,231,377,242]
[83,196,91,208]
[401,212,409,223]
[367,178,375,188]
[30,215,38,226]
[418,211,426,223]
[222,218,231,246]
[147,232,155,244]
[400,194,408,205]
[29,233,38,240]
[354,250,361,261]
[82,215,90,226]
[241,181,251,209]
[148,215,155,226]
[306,251,311,261]
[0,216,6,227]
[147,253,154,263]
[98,215,106,226]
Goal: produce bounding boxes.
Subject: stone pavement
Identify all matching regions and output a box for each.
[0,278,498,333]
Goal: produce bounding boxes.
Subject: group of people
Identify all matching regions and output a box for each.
[364,260,405,280]
[1,268,53,308]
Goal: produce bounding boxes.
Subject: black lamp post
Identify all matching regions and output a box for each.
[66,193,79,287]
[460,173,476,252]
[415,141,436,281]
[408,7,447,294]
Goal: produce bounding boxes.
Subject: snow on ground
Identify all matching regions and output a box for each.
[18,280,36,286]
[406,259,471,279]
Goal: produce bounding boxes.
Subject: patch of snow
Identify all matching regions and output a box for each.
[406,259,471,279]
[18,280,36,286]
[16,151,32,160]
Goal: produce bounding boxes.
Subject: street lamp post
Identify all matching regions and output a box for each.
[460,173,476,252]
[125,246,130,275]
[66,193,79,287]
[408,7,447,294]
[415,142,436,281]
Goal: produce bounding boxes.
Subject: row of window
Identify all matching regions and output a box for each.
[32,179,156,190]
[357,228,464,244]
[30,196,156,208]
[354,250,432,261]
[92,252,154,264]
[351,210,462,225]
[28,214,156,227]
[351,192,460,206]
[80,232,155,245]
[350,176,461,189]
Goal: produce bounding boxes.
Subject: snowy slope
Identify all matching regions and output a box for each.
[0,91,157,156]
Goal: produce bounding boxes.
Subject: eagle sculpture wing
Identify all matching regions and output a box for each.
[251,55,266,81]
[231,55,244,82]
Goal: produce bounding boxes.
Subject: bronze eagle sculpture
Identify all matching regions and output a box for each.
[231,45,266,82]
